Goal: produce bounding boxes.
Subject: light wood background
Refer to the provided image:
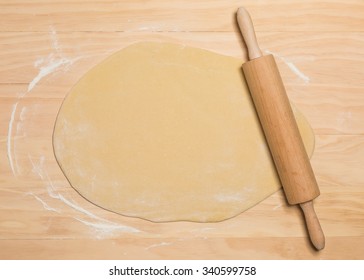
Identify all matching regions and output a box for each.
[1,0,363,260]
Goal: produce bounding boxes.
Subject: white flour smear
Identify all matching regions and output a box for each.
[25,192,61,213]
[7,26,81,176]
[28,55,76,92]
[7,27,138,237]
[145,242,172,251]
[28,155,141,237]
[28,26,81,91]
[265,50,310,84]
[7,102,19,175]
[75,218,140,236]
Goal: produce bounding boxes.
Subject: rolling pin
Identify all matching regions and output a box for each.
[237,7,325,250]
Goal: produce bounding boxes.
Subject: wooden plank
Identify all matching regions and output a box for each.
[1,93,364,240]
[1,183,363,240]
[2,84,364,145]
[0,32,246,85]
[1,31,363,87]
[2,92,364,160]
[0,0,363,32]
[287,86,364,135]
[1,237,363,259]
[312,135,364,188]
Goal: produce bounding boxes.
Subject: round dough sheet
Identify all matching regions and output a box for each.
[53,42,315,222]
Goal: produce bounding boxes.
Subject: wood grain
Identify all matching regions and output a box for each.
[1,31,363,86]
[0,0,364,259]
[1,237,364,260]
[1,0,363,32]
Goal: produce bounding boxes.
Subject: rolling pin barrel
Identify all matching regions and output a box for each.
[242,55,320,205]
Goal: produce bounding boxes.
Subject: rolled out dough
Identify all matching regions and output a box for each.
[53,42,315,222]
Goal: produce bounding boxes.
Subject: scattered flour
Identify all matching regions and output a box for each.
[7,102,19,175]
[75,219,140,235]
[145,242,172,251]
[273,203,282,211]
[28,154,141,237]
[265,49,310,84]
[25,192,61,213]
[7,25,82,176]
[6,25,139,239]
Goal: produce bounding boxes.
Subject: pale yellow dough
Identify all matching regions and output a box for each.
[53,42,314,222]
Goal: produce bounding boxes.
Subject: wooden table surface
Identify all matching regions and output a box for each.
[1,0,363,260]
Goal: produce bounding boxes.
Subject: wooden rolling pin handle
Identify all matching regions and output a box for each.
[237,7,262,60]
[237,7,325,250]
[300,201,325,250]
